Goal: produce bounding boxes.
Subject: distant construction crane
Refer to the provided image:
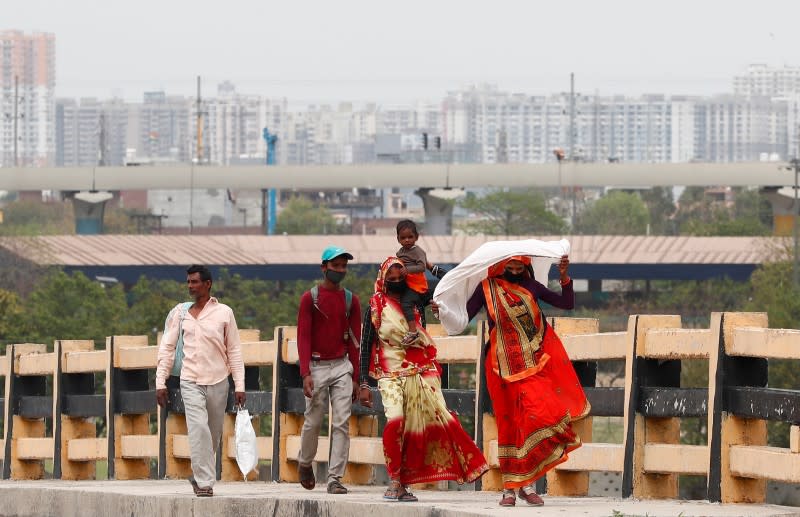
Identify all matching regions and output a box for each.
[262,127,278,235]
[195,76,205,164]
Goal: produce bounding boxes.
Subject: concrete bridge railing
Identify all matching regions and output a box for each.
[1,312,799,504]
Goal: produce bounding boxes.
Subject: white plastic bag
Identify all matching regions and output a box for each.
[235,407,258,478]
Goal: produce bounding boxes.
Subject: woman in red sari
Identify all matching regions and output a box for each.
[359,257,488,502]
[466,254,589,507]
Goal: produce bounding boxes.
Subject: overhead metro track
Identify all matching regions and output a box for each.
[0,162,793,191]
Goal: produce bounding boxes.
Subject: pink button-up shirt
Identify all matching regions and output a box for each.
[156,297,245,392]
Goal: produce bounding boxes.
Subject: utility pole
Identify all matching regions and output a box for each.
[190,76,205,235]
[786,125,800,287]
[792,155,800,287]
[568,73,577,227]
[13,75,20,167]
[195,76,203,164]
[568,72,576,160]
[98,111,107,167]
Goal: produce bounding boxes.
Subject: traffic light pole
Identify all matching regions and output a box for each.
[793,158,799,287]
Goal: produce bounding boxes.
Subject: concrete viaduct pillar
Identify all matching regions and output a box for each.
[70,191,114,235]
[415,187,465,235]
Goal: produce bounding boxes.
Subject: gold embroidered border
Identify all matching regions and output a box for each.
[500,436,581,485]
[497,414,572,460]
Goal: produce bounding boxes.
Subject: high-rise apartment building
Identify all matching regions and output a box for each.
[129,91,191,162]
[55,97,128,166]
[0,30,55,166]
[734,64,800,98]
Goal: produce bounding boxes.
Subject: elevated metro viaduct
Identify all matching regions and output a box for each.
[0,234,771,288]
[1,161,798,235]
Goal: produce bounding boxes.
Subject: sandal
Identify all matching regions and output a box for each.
[195,487,213,497]
[327,480,348,494]
[298,463,315,490]
[383,482,400,500]
[188,476,213,497]
[383,481,417,502]
[397,489,418,503]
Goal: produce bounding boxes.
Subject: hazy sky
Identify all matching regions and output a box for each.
[7,0,800,104]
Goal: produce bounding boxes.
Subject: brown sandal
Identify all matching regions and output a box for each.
[383,481,417,502]
[188,477,213,497]
[298,463,315,490]
[327,480,348,494]
[195,487,213,497]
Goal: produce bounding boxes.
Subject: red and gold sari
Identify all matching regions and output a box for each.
[367,257,489,485]
[483,257,589,489]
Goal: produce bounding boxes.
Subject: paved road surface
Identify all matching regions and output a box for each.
[0,480,798,517]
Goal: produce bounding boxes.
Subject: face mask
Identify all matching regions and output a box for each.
[385,279,407,293]
[503,271,525,283]
[325,270,346,284]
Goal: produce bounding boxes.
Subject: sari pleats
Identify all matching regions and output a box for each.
[486,326,589,489]
[380,372,488,485]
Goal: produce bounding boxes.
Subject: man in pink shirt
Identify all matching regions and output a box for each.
[156,265,245,497]
[296,246,361,494]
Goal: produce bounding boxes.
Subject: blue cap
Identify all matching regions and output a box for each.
[321,245,354,262]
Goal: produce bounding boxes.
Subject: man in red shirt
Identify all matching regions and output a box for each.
[296,245,362,494]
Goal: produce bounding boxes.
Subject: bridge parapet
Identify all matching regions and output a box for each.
[1,313,799,506]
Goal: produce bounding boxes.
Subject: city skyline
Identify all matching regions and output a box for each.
[5,0,800,103]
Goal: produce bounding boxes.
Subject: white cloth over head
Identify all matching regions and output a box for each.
[432,238,571,335]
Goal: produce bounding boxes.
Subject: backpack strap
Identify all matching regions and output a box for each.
[180,302,192,321]
[169,302,193,377]
[310,285,324,317]
[310,285,319,308]
[310,286,353,326]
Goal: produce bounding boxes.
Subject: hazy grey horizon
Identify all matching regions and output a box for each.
[7,0,800,104]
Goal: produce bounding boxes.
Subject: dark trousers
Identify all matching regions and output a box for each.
[400,289,425,326]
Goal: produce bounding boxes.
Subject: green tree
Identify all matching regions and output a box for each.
[20,270,129,346]
[457,189,567,236]
[0,240,49,296]
[103,206,142,234]
[734,188,772,229]
[275,197,342,235]
[213,268,376,338]
[573,191,649,235]
[119,276,187,338]
[640,187,676,235]
[0,288,23,349]
[746,258,800,329]
[0,200,74,235]
[676,187,771,236]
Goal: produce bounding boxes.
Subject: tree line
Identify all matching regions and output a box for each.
[457,186,771,237]
[0,185,774,237]
[1,252,797,349]
[0,268,378,351]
